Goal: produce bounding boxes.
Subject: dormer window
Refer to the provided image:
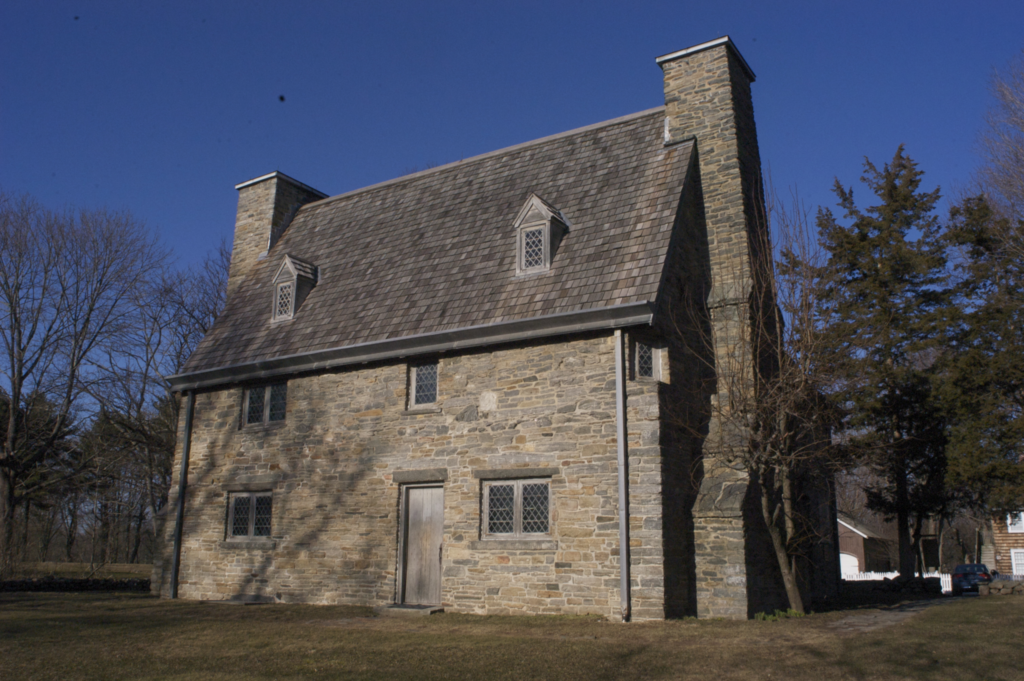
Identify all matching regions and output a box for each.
[272,255,317,322]
[514,194,569,276]
[523,227,545,269]
[275,282,294,320]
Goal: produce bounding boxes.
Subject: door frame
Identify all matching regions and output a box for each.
[396,483,444,605]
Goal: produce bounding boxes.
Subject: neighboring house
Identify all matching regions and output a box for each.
[993,512,1024,576]
[836,470,950,574]
[152,37,838,621]
[838,514,894,574]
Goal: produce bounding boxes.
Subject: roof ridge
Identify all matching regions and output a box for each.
[301,106,666,211]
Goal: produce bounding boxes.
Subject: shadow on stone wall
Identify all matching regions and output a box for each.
[742,478,788,618]
[659,381,699,618]
[161,378,392,605]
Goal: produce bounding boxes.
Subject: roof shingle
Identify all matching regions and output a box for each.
[183,107,693,375]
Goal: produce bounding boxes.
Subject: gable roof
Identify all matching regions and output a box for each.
[514,193,570,228]
[837,514,887,540]
[171,107,696,390]
[274,255,317,283]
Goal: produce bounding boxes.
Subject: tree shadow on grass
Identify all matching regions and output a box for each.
[791,599,1024,681]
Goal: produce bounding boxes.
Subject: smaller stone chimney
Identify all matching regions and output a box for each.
[227,171,327,299]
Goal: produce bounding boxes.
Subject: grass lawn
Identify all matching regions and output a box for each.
[1,593,1021,680]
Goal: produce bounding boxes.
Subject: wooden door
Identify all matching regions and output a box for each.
[402,485,443,605]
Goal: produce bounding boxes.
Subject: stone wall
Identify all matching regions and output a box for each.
[659,40,790,619]
[153,331,682,620]
[979,580,1024,596]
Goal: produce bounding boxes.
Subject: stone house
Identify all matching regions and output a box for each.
[153,37,839,621]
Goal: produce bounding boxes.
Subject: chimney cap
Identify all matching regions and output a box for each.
[235,171,328,198]
[655,36,756,83]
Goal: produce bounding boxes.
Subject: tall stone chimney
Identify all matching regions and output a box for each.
[659,38,777,619]
[658,36,765,309]
[227,171,327,299]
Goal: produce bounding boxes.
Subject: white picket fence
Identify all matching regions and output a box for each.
[843,571,952,593]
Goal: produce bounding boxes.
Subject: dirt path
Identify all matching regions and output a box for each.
[827,597,956,634]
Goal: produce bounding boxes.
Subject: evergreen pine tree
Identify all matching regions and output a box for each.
[941,196,1024,514]
[814,147,950,576]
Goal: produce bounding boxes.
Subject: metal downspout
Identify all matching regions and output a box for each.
[614,330,631,621]
[169,390,196,599]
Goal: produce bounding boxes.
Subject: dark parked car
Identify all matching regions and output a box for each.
[951,564,992,594]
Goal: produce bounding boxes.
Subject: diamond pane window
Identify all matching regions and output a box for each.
[413,362,438,405]
[487,484,515,534]
[523,228,545,269]
[275,282,294,320]
[513,195,567,276]
[268,384,287,421]
[231,496,251,537]
[246,387,265,425]
[483,479,551,538]
[521,483,549,534]
[244,383,287,426]
[637,342,654,378]
[229,492,272,539]
[253,495,273,536]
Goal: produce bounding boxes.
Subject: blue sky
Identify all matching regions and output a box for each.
[2,1,1023,267]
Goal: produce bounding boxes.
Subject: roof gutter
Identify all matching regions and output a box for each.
[169,390,195,599]
[167,301,655,392]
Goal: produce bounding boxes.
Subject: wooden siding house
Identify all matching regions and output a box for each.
[993,513,1024,576]
[152,37,839,620]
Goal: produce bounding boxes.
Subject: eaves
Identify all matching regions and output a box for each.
[167,301,655,392]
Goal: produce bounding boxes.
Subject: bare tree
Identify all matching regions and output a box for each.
[86,241,230,561]
[167,239,230,370]
[0,191,165,575]
[978,49,1024,225]
[678,186,842,613]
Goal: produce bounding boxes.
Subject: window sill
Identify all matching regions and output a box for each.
[402,407,441,415]
[513,268,552,279]
[469,539,557,551]
[219,539,276,550]
[240,420,287,433]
